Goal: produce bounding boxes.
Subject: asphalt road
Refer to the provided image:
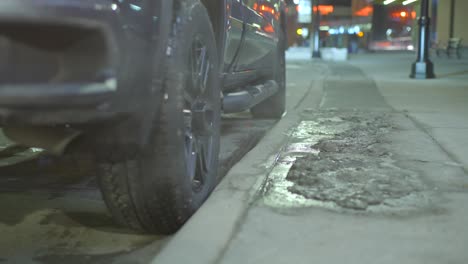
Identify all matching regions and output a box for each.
[0,116,275,263]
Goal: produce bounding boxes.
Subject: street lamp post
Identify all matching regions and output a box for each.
[410,0,435,79]
[312,0,321,58]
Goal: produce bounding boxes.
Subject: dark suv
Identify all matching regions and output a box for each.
[0,0,286,234]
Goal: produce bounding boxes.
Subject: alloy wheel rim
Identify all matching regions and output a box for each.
[184,36,215,193]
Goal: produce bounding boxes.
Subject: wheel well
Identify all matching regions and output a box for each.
[173,0,225,63]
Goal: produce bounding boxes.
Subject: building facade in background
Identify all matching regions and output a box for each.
[434,0,468,45]
[366,0,467,51]
[286,0,466,51]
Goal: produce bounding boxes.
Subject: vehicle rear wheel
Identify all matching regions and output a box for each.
[250,28,286,119]
[96,0,221,234]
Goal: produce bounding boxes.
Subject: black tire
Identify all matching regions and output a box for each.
[97,0,221,234]
[250,28,286,119]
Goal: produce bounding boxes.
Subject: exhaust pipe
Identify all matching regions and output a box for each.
[3,126,81,155]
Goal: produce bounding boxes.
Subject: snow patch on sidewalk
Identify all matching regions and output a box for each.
[262,110,432,213]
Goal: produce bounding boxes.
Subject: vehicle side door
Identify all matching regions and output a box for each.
[236,0,281,71]
[223,0,245,72]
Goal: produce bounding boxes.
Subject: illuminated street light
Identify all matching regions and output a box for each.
[383,0,397,5]
[403,0,418,5]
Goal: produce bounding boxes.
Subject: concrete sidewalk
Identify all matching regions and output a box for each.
[349,52,468,173]
[153,51,468,264]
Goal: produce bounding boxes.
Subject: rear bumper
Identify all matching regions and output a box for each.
[0,82,116,107]
[0,0,120,31]
[0,107,122,127]
[0,0,123,126]
[0,82,118,125]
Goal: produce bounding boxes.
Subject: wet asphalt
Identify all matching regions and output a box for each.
[0,117,275,263]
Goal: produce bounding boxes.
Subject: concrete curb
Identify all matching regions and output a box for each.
[152,78,324,264]
[152,115,299,264]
